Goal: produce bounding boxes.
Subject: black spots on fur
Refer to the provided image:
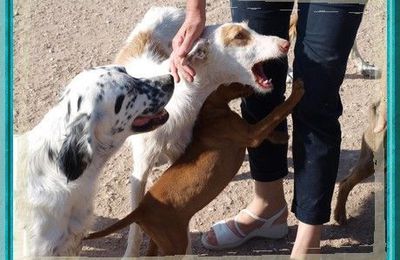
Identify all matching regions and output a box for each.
[127,115,132,120]
[125,96,137,110]
[66,101,71,122]
[97,82,104,88]
[100,74,105,78]
[114,94,125,114]
[111,126,125,135]
[96,94,103,103]
[77,96,83,111]
[45,140,59,167]
[158,92,165,99]
[136,88,144,95]
[115,66,126,73]
[107,71,112,77]
[58,114,92,182]
[48,147,57,162]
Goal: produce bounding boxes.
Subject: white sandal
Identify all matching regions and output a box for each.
[201,206,288,250]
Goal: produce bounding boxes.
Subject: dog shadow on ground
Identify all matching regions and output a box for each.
[82,192,375,257]
[236,149,367,184]
[191,193,375,256]
[81,215,128,257]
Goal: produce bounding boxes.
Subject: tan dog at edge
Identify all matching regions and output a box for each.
[85,80,305,255]
[334,89,386,225]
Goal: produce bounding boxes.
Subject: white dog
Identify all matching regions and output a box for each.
[114,7,290,256]
[13,65,174,257]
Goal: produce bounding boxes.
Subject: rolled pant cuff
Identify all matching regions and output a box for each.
[291,203,331,225]
[251,169,288,182]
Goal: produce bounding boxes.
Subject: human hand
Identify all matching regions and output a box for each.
[170,7,206,82]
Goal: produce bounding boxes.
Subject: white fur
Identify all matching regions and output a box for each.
[13,66,173,257]
[120,7,288,256]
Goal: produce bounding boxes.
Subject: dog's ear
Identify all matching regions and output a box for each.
[58,114,92,182]
[182,38,210,66]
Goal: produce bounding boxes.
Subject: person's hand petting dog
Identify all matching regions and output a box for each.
[170,0,206,82]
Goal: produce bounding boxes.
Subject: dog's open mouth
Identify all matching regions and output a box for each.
[251,59,276,90]
[131,109,169,133]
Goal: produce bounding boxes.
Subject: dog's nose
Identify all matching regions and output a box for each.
[150,74,175,93]
[278,40,290,53]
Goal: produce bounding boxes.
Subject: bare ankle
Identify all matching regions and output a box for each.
[291,222,321,259]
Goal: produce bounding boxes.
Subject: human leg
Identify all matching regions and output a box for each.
[291,3,365,257]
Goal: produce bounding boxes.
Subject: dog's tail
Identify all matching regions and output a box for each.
[372,98,387,134]
[84,210,141,240]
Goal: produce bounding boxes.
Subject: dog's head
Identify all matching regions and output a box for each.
[58,66,174,181]
[188,22,289,93]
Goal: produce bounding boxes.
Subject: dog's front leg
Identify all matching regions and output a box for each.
[185,228,192,255]
[246,80,304,148]
[124,144,158,257]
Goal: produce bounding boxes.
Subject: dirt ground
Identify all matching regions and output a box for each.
[13,0,386,257]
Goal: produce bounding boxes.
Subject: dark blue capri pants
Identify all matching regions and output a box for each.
[231,1,365,225]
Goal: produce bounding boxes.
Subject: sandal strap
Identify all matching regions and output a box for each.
[212,220,244,245]
[241,205,287,227]
[233,215,247,237]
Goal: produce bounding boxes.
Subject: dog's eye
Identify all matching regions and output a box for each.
[234,32,246,40]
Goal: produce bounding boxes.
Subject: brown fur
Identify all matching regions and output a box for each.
[220,24,253,47]
[334,89,386,225]
[114,31,168,65]
[85,80,305,255]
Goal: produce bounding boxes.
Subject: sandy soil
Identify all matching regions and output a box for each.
[13,0,386,257]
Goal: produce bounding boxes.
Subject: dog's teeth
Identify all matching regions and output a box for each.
[268,79,272,83]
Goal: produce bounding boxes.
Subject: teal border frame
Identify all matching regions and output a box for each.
[1,0,13,259]
[387,0,399,259]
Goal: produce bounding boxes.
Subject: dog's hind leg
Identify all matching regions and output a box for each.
[146,239,159,256]
[125,141,159,257]
[158,229,189,256]
[334,134,375,225]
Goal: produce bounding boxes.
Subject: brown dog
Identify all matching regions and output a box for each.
[85,80,304,255]
[334,88,386,225]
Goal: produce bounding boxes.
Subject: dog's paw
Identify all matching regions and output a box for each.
[267,131,289,144]
[291,79,305,101]
[292,79,304,92]
[334,208,348,225]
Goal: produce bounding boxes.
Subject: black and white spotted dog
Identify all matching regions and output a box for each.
[13,65,174,257]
